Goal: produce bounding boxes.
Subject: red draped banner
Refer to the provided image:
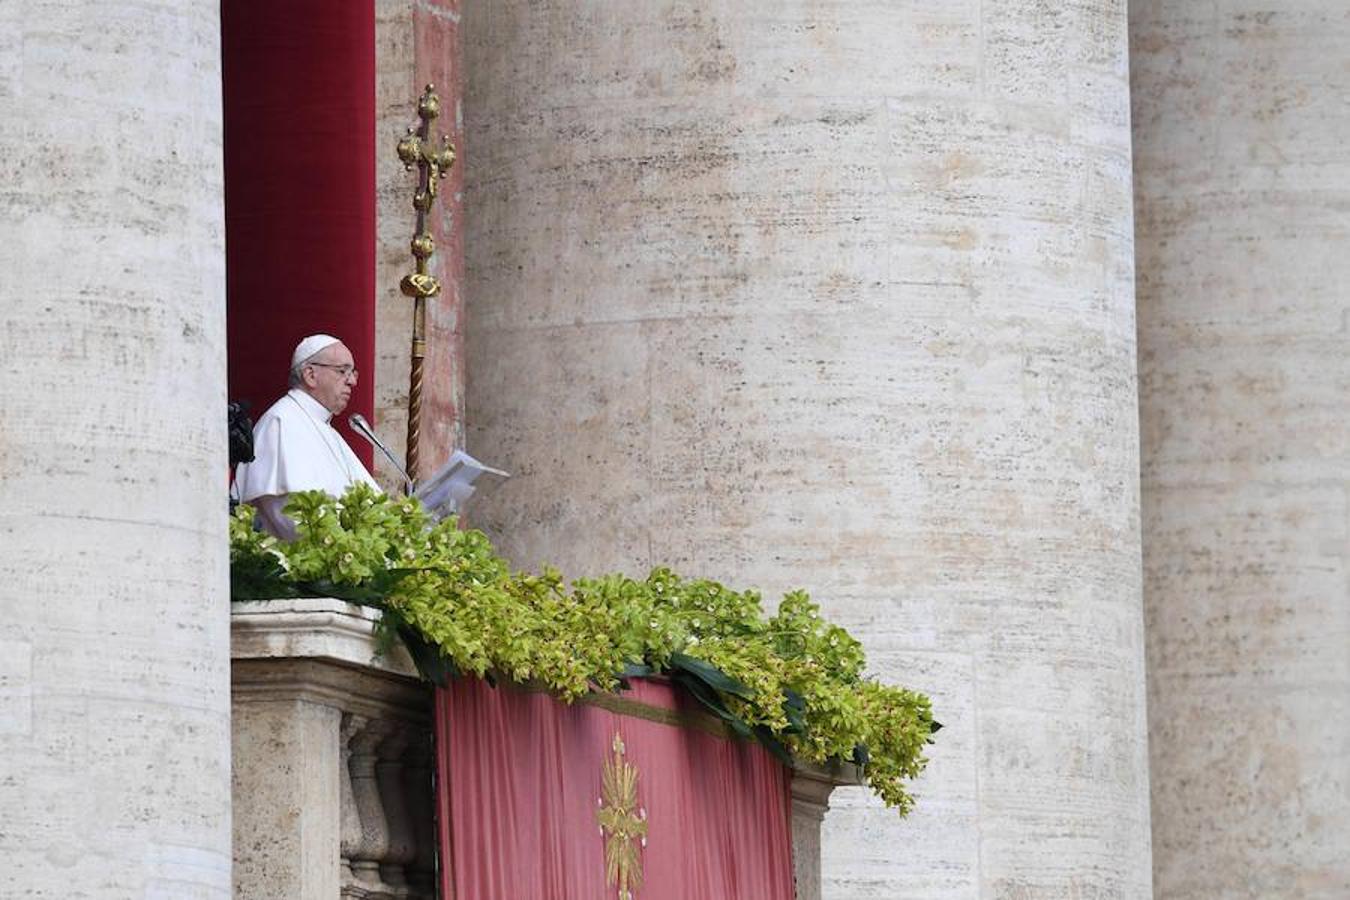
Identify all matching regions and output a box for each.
[221,0,377,467]
[436,678,796,900]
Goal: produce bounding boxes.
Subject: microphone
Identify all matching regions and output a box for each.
[348,413,415,494]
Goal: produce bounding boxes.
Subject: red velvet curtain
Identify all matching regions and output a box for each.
[221,0,376,466]
[437,678,796,900]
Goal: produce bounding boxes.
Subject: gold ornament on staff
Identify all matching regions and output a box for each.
[395,83,456,489]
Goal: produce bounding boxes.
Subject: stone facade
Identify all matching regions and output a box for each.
[0,2,232,896]
[460,3,1150,898]
[2,2,1346,898]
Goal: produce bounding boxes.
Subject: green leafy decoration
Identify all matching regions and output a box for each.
[229,484,937,814]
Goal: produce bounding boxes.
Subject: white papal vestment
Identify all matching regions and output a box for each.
[234,388,379,538]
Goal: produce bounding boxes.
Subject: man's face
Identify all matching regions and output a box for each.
[300,342,358,415]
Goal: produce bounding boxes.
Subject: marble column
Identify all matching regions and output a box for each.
[461,2,1151,897]
[1131,2,1350,896]
[0,2,231,896]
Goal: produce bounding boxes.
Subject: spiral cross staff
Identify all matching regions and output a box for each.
[395,84,456,490]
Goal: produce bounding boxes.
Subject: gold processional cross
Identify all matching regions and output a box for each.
[597,733,648,900]
[396,84,456,488]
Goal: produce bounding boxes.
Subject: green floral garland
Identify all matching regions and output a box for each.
[229,482,938,813]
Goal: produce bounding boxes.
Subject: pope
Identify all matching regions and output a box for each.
[234,334,379,539]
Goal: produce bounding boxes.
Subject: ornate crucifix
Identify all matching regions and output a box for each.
[396,84,456,488]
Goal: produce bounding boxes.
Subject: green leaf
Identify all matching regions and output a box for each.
[616,662,655,691]
[671,671,753,740]
[397,625,458,687]
[781,690,807,735]
[369,567,423,593]
[753,726,794,765]
[294,579,388,607]
[668,652,755,701]
[230,559,299,601]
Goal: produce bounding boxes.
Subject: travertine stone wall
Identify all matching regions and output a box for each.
[374,0,466,490]
[0,3,231,896]
[1131,3,1350,897]
[462,3,1150,897]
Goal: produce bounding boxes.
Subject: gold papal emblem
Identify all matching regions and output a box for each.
[597,733,648,900]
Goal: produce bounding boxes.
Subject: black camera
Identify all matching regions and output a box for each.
[229,400,255,467]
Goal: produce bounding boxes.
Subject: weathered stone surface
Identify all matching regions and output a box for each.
[790,760,863,900]
[232,699,343,900]
[374,0,466,490]
[232,598,418,678]
[461,2,1150,897]
[231,599,431,900]
[1132,3,1350,896]
[0,2,231,897]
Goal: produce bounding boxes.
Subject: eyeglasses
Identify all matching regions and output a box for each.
[309,363,359,380]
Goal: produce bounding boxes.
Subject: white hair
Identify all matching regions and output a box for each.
[288,350,323,388]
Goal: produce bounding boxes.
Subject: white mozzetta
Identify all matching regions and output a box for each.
[1132,2,1350,896]
[0,1,231,896]
[460,2,1151,897]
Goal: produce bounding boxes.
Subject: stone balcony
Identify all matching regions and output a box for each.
[231,599,434,900]
[230,598,859,900]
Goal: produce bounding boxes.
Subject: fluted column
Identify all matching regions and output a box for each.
[0,2,230,896]
[1131,3,1350,896]
[462,2,1150,897]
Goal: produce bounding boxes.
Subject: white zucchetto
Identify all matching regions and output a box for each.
[290,333,341,369]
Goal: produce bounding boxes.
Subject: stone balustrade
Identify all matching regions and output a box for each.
[231,598,859,899]
[231,599,434,900]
